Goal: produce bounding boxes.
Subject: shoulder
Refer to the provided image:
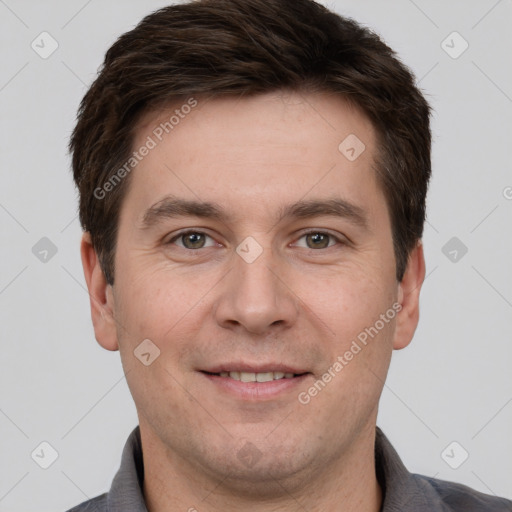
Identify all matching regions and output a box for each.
[65,493,108,512]
[412,473,512,511]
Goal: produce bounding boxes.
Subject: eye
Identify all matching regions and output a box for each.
[166,229,345,251]
[293,231,343,249]
[167,230,217,249]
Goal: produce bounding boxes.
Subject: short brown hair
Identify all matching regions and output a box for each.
[70,0,432,285]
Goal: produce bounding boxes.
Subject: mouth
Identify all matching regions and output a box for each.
[199,367,312,400]
[201,370,307,382]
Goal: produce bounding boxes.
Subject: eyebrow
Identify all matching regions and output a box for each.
[139,194,369,231]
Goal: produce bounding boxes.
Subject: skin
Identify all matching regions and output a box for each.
[81,90,425,511]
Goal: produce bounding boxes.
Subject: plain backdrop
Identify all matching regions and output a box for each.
[0,0,511,510]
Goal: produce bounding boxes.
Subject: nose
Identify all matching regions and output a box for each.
[214,245,299,335]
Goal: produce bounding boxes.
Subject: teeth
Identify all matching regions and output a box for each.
[240,372,256,382]
[217,371,296,381]
[256,372,273,382]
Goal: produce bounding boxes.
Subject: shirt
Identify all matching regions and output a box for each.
[66,425,512,511]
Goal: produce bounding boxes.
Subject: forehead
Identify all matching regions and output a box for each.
[136,90,375,153]
[122,91,384,228]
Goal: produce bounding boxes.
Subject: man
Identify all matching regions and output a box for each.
[67,0,512,510]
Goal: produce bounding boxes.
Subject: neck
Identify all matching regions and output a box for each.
[140,420,382,512]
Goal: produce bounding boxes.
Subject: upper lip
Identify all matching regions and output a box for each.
[200,363,309,374]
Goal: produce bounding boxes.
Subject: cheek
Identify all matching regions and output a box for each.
[302,271,396,414]
[115,259,194,330]
[297,261,394,345]
[113,269,204,414]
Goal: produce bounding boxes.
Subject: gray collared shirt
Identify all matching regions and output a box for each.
[66,426,512,511]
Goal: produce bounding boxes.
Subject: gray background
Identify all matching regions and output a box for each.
[0,0,511,510]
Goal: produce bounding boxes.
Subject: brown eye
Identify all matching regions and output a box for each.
[168,231,215,249]
[304,232,331,249]
[181,232,205,249]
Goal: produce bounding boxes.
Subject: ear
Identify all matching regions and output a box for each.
[392,240,426,350]
[80,232,119,351]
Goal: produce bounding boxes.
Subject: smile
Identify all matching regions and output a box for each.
[200,370,311,400]
[204,370,303,382]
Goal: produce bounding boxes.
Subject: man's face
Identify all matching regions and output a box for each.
[86,91,419,488]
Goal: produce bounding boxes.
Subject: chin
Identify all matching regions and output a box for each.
[196,433,316,491]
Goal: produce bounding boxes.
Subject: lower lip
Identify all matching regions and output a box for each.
[200,372,310,400]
